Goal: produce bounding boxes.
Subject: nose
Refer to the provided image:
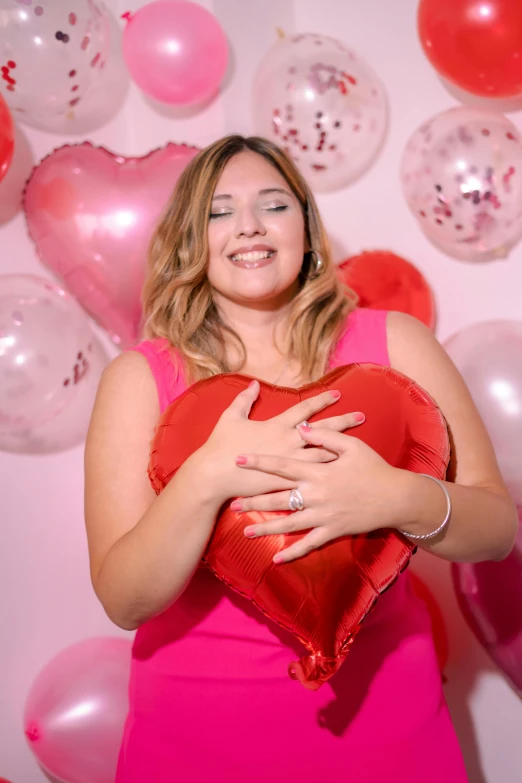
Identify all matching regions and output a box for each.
[234,205,267,238]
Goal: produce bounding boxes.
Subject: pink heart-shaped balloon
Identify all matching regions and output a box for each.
[23,141,199,347]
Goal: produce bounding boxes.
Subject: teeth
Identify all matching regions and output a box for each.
[230,251,274,262]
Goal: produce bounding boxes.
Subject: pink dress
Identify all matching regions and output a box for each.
[116,308,468,782]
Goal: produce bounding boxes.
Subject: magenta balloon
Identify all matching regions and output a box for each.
[451,510,522,698]
[23,141,199,348]
[122,0,229,106]
[444,320,522,504]
[24,637,132,783]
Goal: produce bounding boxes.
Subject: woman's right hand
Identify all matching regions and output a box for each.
[194,379,365,504]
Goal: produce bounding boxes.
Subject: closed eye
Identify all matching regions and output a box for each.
[209,205,289,219]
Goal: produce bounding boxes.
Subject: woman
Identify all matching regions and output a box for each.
[85,135,517,782]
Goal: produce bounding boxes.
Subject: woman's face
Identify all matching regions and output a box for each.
[206,150,307,309]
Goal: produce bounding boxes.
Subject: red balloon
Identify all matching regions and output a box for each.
[0,93,14,183]
[149,364,450,689]
[418,0,522,98]
[337,250,436,330]
[410,572,449,674]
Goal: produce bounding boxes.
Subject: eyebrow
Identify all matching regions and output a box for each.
[211,187,293,201]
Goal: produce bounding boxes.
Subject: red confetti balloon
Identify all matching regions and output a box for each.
[0,93,14,183]
[148,364,450,689]
[418,0,522,98]
[336,250,436,330]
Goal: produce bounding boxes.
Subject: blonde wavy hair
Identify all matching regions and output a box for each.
[142,135,357,384]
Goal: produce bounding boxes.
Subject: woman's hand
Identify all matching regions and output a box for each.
[231,422,403,563]
[196,381,365,505]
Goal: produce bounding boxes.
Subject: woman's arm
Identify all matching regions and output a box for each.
[85,352,222,631]
[387,311,518,562]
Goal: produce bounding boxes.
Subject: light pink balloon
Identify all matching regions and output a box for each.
[444,320,522,503]
[122,0,229,106]
[23,141,199,348]
[452,509,522,698]
[0,274,109,454]
[24,637,132,783]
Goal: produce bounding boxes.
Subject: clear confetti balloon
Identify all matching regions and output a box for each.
[253,33,388,192]
[401,107,522,262]
[0,274,109,454]
[0,0,110,122]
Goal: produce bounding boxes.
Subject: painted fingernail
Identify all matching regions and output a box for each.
[330,390,341,399]
[244,527,256,538]
[248,380,257,389]
[236,455,248,465]
[298,421,312,431]
[273,553,285,564]
[230,500,242,512]
[353,412,365,422]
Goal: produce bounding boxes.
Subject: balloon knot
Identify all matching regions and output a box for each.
[25,721,40,742]
[121,11,133,22]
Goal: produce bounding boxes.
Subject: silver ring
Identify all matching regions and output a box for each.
[289,488,305,511]
[295,420,310,430]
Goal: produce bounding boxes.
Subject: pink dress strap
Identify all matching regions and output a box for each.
[329,308,390,369]
[129,338,186,413]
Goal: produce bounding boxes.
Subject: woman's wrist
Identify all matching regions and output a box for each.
[390,469,450,538]
[178,446,228,512]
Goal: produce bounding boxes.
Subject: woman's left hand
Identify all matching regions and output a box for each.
[232,422,405,563]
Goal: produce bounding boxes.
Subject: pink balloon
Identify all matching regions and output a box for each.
[23,141,199,348]
[452,509,522,698]
[24,637,132,783]
[122,1,229,106]
[443,320,522,504]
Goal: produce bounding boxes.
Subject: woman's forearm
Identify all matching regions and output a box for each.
[94,451,222,631]
[393,470,518,563]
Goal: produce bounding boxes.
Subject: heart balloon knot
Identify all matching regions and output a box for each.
[289,650,354,690]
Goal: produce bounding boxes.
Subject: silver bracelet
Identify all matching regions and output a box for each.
[398,473,452,541]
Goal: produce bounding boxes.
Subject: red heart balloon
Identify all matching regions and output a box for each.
[149,364,450,689]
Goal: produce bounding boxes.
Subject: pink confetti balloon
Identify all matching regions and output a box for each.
[122,0,229,106]
[451,509,522,698]
[0,0,110,122]
[23,141,199,348]
[24,637,132,783]
[253,33,388,192]
[444,320,522,504]
[0,274,109,454]
[401,107,522,262]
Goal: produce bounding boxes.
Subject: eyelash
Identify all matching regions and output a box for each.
[209,205,289,219]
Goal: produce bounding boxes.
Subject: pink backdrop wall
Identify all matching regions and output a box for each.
[1,1,521,781]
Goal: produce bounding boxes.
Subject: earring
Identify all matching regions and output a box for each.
[306,250,323,279]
